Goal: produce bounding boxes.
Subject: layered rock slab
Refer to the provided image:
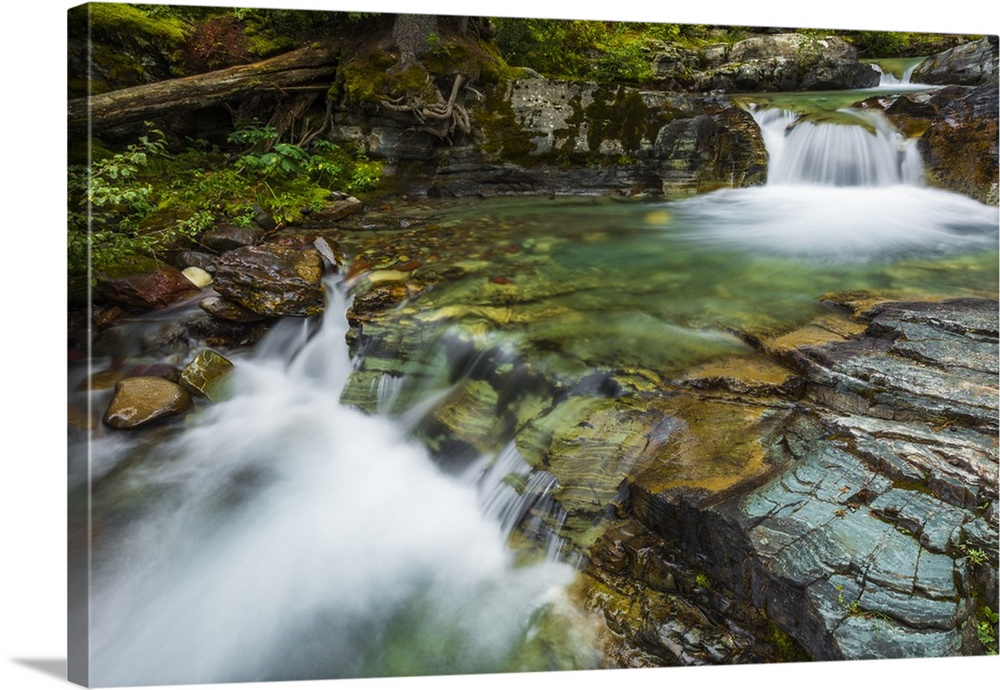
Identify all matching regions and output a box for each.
[626,297,998,662]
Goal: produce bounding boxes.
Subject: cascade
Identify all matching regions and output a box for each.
[664,100,997,260]
[752,106,923,187]
[85,280,586,686]
[871,56,928,87]
[468,441,570,563]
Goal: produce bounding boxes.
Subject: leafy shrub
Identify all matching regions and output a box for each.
[68,125,382,280]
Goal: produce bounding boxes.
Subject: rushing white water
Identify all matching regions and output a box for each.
[666,102,998,261]
[87,282,583,686]
[871,57,928,88]
[467,441,570,563]
[757,107,923,187]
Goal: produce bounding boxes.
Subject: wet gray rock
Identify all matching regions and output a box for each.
[171,250,218,274]
[691,34,880,92]
[198,295,271,323]
[653,107,768,196]
[305,197,364,224]
[626,297,998,662]
[200,223,269,253]
[912,37,999,87]
[789,298,999,434]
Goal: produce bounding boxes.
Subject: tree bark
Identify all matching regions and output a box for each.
[389,14,439,71]
[68,44,340,135]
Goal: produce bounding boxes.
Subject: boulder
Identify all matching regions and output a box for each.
[171,250,218,274]
[213,241,326,317]
[692,33,880,92]
[653,107,768,196]
[96,263,200,311]
[918,85,999,205]
[198,295,270,323]
[200,222,269,253]
[103,376,192,429]
[181,266,213,288]
[912,36,999,87]
[305,197,364,224]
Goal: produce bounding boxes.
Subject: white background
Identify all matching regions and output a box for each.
[2,1,998,689]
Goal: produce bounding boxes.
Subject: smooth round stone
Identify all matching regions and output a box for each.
[182,266,213,288]
[103,376,192,430]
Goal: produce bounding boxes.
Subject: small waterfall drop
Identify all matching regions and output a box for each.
[753,106,923,187]
[86,280,587,686]
[468,441,571,563]
[871,56,928,87]
[663,100,997,260]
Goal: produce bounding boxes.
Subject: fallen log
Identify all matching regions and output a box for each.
[68,43,341,135]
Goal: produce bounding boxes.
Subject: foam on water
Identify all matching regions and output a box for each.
[87,283,581,686]
[666,104,998,261]
[670,184,998,261]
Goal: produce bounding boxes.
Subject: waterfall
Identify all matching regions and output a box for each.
[871,56,927,87]
[467,441,571,563]
[86,280,585,686]
[752,106,923,187]
[663,102,997,260]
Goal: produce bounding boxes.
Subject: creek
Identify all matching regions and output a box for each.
[72,79,998,685]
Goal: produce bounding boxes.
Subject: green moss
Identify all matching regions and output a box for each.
[243,24,297,59]
[75,3,190,47]
[763,618,811,662]
[584,86,665,154]
[96,255,166,280]
[340,51,410,104]
[471,84,538,163]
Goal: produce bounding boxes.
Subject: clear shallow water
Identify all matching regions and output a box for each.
[381,189,996,381]
[76,89,999,685]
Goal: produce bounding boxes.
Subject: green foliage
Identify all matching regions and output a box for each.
[68,124,382,279]
[492,17,705,83]
[67,127,190,279]
[843,30,980,57]
[591,34,656,83]
[492,18,603,80]
[851,31,909,57]
[960,543,990,566]
[978,606,999,654]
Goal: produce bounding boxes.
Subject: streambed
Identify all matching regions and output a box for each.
[71,90,999,683]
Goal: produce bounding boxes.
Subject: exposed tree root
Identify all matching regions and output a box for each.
[379,73,474,140]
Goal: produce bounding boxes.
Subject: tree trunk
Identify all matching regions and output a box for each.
[389,14,439,71]
[68,44,340,136]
